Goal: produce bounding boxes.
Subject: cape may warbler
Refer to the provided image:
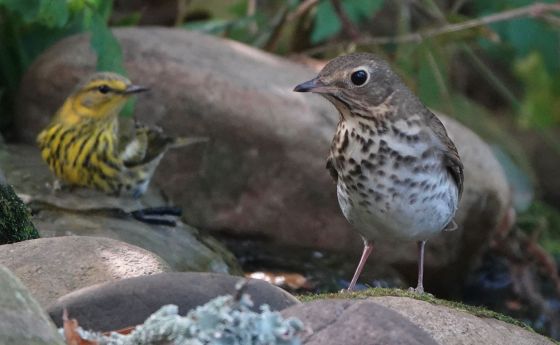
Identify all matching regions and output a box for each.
[37,72,204,197]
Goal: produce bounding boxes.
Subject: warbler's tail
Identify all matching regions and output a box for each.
[169,136,209,149]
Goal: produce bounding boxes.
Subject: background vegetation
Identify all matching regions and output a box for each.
[1,0,560,337]
[3,0,559,249]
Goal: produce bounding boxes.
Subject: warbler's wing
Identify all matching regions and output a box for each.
[117,118,149,164]
[140,130,208,164]
[167,136,209,150]
[119,120,208,168]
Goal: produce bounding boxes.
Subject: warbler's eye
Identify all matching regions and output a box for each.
[98,85,111,94]
[350,70,368,86]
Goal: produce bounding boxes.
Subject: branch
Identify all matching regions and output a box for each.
[303,2,560,55]
[331,0,361,40]
[287,0,319,22]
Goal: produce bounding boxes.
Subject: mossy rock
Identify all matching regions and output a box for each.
[0,182,39,244]
[299,288,531,331]
[296,288,558,345]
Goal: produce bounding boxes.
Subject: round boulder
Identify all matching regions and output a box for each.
[48,271,299,332]
[371,296,553,345]
[0,236,170,307]
[282,299,438,345]
[282,296,554,345]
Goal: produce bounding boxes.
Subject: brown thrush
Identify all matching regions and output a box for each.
[294,53,463,293]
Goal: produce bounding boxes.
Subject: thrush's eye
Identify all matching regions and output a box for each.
[350,70,368,86]
[98,85,111,94]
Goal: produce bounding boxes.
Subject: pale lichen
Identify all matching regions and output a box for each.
[64,291,305,345]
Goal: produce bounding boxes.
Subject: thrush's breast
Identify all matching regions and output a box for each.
[330,114,459,241]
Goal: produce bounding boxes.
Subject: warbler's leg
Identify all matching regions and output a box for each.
[49,179,74,193]
[53,179,62,191]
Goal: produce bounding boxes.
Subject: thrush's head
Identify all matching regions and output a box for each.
[63,72,149,120]
[294,53,403,116]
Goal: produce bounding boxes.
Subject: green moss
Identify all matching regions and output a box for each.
[298,288,532,331]
[0,183,39,244]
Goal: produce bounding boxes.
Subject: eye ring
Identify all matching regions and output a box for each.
[350,70,368,86]
[98,85,111,94]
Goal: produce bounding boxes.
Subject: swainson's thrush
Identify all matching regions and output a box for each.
[294,53,463,292]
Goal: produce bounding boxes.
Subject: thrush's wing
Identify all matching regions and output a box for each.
[326,157,338,183]
[426,111,464,200]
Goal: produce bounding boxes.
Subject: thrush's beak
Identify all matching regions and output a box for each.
[124,84,150,94]
[293,77,332,93]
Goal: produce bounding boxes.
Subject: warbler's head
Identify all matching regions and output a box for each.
[61,72,148,121]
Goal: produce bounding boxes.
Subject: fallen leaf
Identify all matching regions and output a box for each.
[246,271,311,290]
[63,308,98,345]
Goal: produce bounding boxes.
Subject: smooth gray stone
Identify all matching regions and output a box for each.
[48,272,299,332]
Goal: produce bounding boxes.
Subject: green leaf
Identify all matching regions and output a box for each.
[514,52,560,128]
[90,12,125,74]
[505,18,560,74]
[342,0,384,24]
[96,0,113,21]
[311,0,341,44]
[417,55,439,107]
[518,201,560,255]
[113,11,142,26]
[228,0,248,17]
[0,0,41,23]
[416,45,450,109]
[37,0,69,28]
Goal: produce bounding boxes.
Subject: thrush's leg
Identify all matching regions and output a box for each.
[410,240,427,294]
[347,240,374,291]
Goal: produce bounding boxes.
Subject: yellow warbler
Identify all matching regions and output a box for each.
[37,72,204,197]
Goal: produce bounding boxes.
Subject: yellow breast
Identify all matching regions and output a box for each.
[37,119,122,192]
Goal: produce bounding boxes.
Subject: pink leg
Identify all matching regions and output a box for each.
[414,240,426,293]
[347,240,374,291]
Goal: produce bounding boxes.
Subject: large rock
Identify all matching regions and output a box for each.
[0,265,65,345]
[15,28,510,293]
[282,297,554,345]
[282,299,438,345]
[48,272,299,332]
[371,296,553,345]
[0,144,242,274]
[0,236,170,307]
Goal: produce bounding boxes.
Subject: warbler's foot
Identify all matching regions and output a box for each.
[130,206,182,226]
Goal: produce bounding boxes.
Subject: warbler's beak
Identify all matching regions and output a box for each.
[293,77,333,94]
[124,84,150,94]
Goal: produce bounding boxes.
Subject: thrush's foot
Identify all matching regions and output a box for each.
[408,286,425,294]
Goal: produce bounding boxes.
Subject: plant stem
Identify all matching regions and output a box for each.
[303,2,560,55]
